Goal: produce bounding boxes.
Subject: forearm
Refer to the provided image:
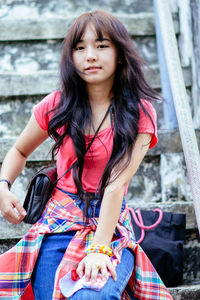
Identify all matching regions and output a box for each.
[0,146,27,187]
[92,134,152,246]
[1,114,48,188]
[0,146,27,223]
[92,185,125,246]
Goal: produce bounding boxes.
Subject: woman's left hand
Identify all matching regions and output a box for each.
[76,253,117,282]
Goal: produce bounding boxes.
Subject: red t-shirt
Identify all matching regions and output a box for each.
[33,90,157,194]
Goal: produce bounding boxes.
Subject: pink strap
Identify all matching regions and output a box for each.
[129,208,163,243]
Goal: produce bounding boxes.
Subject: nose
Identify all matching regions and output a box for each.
[86,46,97,61]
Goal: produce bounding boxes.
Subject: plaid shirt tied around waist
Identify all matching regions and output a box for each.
[0,189,173,300]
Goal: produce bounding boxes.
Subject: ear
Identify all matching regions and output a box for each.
[117,57,122,64]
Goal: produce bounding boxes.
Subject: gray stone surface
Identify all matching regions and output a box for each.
[0,157,161,207]
[0,66,191,97]
[127,155,161,203]
[0,0,155,18]
[183,234,200,284]
[0,12,179,41]
[0,200,197,237]
[0,210,199,287]
[0,138,53,160]
[1,130,200,159]
[0,95,38,137]
[0,70,60,96]
[0,216,31,240]
[0,239,19,254]
[129,201,197,230]
[0,41,62,73]
[0,37,158,73]
[0,98,180,136]
[161,153,193,202]
[169,284,200,299]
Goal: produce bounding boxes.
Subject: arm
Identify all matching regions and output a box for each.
[0,114,49,224]
[93,134,151,246]
[77,133,152,281]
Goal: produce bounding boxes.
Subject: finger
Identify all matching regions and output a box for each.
[107,260,117,281]
[90,264,99,282]
[76,260,85,278]
[101,265,109,281]
[84,263,92,281]
[13,199,27,218]
[2,204,22,224]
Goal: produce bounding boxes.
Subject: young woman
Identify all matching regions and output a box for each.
[0,10,173,300]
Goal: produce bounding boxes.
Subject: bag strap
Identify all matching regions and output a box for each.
[129,208,163,243]
[55,103,112,184]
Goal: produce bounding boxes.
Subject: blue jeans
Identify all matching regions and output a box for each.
[31,191,134,299]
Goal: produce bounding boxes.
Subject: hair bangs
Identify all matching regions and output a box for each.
[69,11,126,50]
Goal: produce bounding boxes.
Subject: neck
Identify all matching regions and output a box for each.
[86,83,113,107]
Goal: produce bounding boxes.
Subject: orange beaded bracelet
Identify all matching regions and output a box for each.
[85,244,113,257]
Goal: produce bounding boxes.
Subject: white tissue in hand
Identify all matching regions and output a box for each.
[59,271,102,297]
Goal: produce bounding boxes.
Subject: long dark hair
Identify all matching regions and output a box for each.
[47,10,160,217]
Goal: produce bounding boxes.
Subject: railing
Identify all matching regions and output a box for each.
[153,0,200,232]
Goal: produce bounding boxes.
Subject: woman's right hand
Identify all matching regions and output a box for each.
[0,187,27,224]
[0,114,48,224]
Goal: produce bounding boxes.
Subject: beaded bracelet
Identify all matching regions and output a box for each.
[86,244,113,257]
[0,179,11,190]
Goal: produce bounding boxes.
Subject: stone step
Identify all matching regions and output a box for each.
[0,201,196,240]
[0,91,193,134]
[0,203,199,285]
[0,0,159,18]
[1,130,199,205]
[0,37,158,73]
[169,284,200,299]
[0,12,179,41]
[1,135,198,206]
[0,242,199,294]
[1,130,200,159]
[0,65,191,97]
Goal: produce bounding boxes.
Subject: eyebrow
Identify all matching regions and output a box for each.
[78,38,110,43]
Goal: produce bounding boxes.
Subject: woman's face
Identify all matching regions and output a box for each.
[72,23,118,89]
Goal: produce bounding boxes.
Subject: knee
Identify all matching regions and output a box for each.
[71,288,95,300]
[71,285,120,300]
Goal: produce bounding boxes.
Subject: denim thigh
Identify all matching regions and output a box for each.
[31,231,76,300]
[31,191,128,299]
[31,236,134,300]
[71,248,135,300]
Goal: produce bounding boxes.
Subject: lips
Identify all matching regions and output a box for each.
[85,66,101,70]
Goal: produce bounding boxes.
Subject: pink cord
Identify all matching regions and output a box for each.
[129,208,163,243]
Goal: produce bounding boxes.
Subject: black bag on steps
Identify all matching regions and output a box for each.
[129,208,186,287]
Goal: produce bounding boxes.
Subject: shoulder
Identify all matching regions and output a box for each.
[138,99,157,124]
[33,90,61,131]
[139,99,156,116]
[138,99,158,149]
[36,90,61,111]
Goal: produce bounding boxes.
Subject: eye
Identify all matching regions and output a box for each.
[74,45,84,51]
[97,44,109,49]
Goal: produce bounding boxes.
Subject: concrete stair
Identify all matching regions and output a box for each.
[0,1,199,299]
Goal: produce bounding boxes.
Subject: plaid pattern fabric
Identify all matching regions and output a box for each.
[0,189,173,299]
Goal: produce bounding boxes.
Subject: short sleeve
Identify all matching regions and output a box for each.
[33,90,61,131]
[138,99,158,148]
